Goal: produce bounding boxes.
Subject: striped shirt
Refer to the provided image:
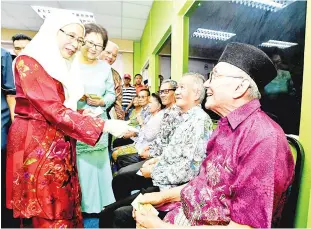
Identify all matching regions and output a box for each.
[122,85,136,106]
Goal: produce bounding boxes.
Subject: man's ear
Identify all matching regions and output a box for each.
[194,89,201,102]
[233,79,250,99]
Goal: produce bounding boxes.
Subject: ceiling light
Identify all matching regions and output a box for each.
[193,28,236,41]
[259,40,298,49]
[231,0,297,12]
[31,6,96,24]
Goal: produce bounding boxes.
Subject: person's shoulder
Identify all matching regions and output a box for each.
[245,109,286,139]
[15,55,40,68]
[193,105,210,119]
[1,48,9,57]
[129,85,136,90]
[165,104,180,115]
[97,60,114,76]
[156,109,165,118]
[98,59,111,69]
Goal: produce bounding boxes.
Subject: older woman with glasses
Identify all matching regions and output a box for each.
[74,23,116,214]
[111,93,165,162]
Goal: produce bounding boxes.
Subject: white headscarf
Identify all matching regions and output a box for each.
[16,10,85,110]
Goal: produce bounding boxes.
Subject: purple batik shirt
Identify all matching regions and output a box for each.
[164,99,294,228]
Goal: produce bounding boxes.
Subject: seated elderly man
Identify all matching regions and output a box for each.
[115,79,179,169]
[133,42,294,229]
[99,73,213,228]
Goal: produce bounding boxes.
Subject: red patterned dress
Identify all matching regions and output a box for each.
[6,55,105,228]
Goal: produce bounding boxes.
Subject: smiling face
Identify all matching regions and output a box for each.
[204,62,245,114]
[81,32,104,60]
[138,90,149,107]
[57,23,84,59]
[175,76,198,111]
[159,82,175,107]
[101,42,118,65]
[133,97,140,107]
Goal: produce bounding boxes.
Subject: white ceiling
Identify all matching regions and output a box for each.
[1,0,154,40]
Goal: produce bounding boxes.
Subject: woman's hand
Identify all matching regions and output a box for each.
[87,97,105,107]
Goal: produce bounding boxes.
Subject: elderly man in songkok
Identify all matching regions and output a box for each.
[133,42,294,229]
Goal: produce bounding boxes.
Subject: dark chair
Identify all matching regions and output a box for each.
[279,135,305,227]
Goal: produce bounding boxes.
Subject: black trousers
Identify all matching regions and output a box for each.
[113,138,134,148]
[116,153,143,170]
[112,160,151,201]
[2,148,20,228]
[99,187,168,228]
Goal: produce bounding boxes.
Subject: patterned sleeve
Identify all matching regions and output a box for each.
[102,69,116,109]
[111,69,124,119]
[148,116,168,157]
[149,107,180,157]
[15,56,104,146]
[151,115,213,186]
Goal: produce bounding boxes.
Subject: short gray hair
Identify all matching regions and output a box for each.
[183,72,206,103]
[161,79,177,90]
[246,75,261,99]
[238,71,261,99]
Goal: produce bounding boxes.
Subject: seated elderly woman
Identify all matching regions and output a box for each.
[133,43,294,229]
[111,93,165,162]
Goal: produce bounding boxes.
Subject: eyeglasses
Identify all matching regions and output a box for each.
[208,71,244,84]
[159,89,176,95]
[104,50,117,58]
[138,96,148,99]
[14,47,25,51]
[59,29,84,46]
[84,40,104,51]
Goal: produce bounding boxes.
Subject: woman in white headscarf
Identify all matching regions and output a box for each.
[6,10,135,228]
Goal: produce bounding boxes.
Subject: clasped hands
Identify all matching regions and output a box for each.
[132,192,167,228]
[139,157,159,178]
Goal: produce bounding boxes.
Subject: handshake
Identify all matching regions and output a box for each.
[82,108,138,138]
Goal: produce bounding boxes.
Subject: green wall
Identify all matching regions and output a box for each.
[134,0,195,92]
[296,0,311,227]
[133,41,141,77]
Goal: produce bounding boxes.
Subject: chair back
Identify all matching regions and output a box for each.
[279,135,305,227]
